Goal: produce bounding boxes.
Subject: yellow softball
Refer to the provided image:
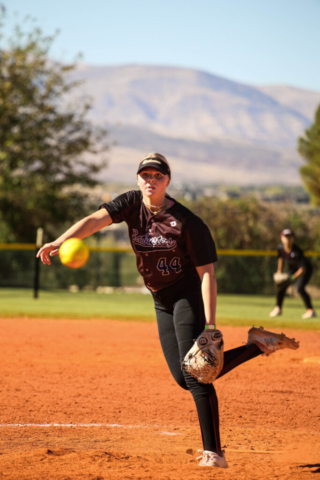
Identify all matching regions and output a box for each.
[59,238,90,269]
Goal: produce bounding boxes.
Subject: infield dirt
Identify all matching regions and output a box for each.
[0,318,319,479]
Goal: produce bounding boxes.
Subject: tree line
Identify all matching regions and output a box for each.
[181,197,320,293]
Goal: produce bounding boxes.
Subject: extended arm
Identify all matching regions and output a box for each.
[196,263,217,328]
[277,257,283,273]
[37,209,112,265]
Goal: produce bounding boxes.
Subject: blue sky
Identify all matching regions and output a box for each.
[3,0,320,91]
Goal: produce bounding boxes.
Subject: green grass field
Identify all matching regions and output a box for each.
[1,288,319,330]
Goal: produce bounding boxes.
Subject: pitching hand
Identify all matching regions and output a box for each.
[37,242,61,265]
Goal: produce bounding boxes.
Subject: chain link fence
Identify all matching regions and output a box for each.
[1,245,320,295]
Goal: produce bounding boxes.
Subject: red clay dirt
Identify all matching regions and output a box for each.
[0,318,319,480]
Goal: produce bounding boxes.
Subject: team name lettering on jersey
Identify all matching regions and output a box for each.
[132,229,177,252]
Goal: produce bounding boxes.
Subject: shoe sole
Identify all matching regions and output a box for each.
[248,326,299,354]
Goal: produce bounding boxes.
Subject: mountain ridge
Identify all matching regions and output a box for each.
[70,64,320,185]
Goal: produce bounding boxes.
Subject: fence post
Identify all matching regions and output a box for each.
[111,252,121,287]
[33,228,43,299]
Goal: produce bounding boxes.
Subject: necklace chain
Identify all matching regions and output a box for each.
[143,200,166,210]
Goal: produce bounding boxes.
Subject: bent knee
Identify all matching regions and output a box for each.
[172,372,189,390]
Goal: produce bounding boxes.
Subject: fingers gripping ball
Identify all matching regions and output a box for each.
[182,329,224,384]
[59,238,90,269]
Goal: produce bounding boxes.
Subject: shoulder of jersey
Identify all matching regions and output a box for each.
[172,200,205,224]
[124,190,143,204]
[175,201,201,220]
[132,190,143,200]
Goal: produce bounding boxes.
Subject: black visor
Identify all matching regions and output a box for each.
[137,157,171,178]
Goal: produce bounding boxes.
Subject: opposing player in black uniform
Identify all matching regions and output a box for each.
[37,153,299,468]
[270,228,316,319]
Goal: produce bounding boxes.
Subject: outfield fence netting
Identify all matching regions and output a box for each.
[1,245,320,295]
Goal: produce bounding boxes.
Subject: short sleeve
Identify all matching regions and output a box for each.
[99,191,140,224]
[277,244,283,258]
[184,216,218,267]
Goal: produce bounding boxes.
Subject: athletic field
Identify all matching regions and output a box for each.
[1,288,319,329]
[0,290,319,479]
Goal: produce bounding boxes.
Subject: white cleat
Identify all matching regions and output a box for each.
[197,449,228,468]
[302,310,317,319]
[247,326,299,356]
[269,306,282,317]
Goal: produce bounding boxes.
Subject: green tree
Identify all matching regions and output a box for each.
[299,105,320,205]
[0,7,108,242]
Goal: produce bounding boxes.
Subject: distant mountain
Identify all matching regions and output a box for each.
[254,85,320,121]
[70,64,320,185]
[100,125,299,186]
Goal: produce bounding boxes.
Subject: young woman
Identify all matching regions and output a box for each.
[37,153,299,468]
[270,229,316,319]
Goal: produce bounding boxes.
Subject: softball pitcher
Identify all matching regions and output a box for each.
[37,153,299,468]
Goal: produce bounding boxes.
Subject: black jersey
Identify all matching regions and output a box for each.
[100,190,217,291]
[277,243,311,273]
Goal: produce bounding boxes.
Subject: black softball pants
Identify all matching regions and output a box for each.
[276,267,313,310]
[151,272,262,454]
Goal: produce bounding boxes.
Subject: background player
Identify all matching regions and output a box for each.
[270,228,316,319]
[37,153,299,468]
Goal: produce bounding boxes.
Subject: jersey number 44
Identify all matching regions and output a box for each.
[157,257,182,276]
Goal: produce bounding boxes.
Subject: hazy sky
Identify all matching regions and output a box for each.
[3,0,320,91]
